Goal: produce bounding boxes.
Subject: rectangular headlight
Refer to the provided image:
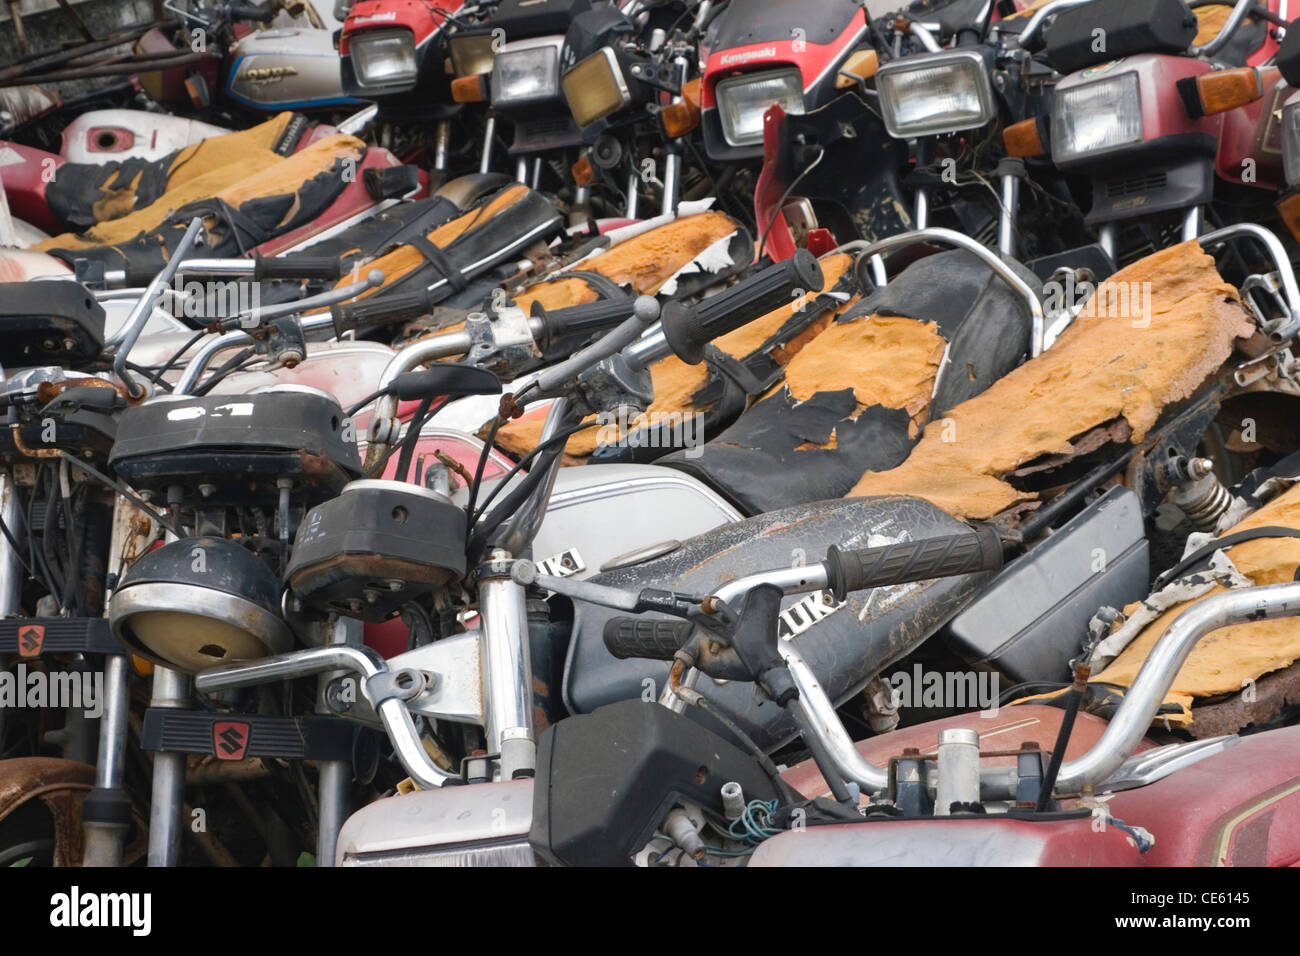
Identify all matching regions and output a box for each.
[491,44,560,107]
[449,33,496,77]
[715,68,804,147]
[1051,73,1144,164]
[562,48,633,128]
[351,28,418,90]
[1283,102,1300,188]
[876,49,995,138]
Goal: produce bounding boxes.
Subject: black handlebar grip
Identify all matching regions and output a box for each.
[823,525,1004,601]
[530,297,634,352]
[659,250,824,364]
[254,256,344,281]
[331,287,435,336]
[602,618,694,661]
[390,366,501,401]
[229,3,276,22]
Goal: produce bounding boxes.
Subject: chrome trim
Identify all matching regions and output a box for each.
[1054,581,1300,795]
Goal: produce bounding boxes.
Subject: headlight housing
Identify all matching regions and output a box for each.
[875,49,995,138]
[1283,101,1300,188]
[491,43,561,108]
[350,28,418,91]
[448,32,496,77]
[562,47,634,128]
[715,68,804,148]
[1051,73,1144,165]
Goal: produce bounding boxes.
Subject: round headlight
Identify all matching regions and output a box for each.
[110,537,291,673]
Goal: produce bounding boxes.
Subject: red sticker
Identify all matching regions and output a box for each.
[213,721,251,760]
[17,624,44,657]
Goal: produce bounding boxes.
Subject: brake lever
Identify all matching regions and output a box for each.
[512,560,707,620]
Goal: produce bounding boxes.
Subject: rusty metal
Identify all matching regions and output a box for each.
[0,23,159,82]
[35,377,130,405]
[0,757,93,866]
[9,424,61,459]
[1189,662,1300,738]
[433,450,473,489]
[54,0,96,42]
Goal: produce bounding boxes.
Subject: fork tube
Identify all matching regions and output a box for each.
[479,551,535,781]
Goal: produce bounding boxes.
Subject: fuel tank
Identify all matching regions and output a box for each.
[226,29,364,112]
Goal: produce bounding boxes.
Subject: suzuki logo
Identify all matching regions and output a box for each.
[213,721,250,760]
[18,624,45,657]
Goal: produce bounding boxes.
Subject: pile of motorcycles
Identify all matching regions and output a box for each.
[2,0,1300,868]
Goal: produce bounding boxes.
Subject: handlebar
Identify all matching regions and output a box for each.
[331,286,435,337]
[229,2,275,22]
[194,645,457,789]
[824,526,1003,600]
[658,251,824,364]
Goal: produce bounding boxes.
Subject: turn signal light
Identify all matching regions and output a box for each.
[1180,67,1263,118]
[451,74,489,103]
[1002,117,1046,157]
[572,154,596,187]
[836,49,879,88]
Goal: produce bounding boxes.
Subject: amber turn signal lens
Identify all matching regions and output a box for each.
[1002,117,1045,157]
[572,154,596,187]
[836,49,879,88]
[1197,67,1263,116]
[451,74,488,103]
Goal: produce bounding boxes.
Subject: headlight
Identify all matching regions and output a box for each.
[448,32,496,77]
[1283,101,1300,188]
[562,48,633,128]
[491,44,560,107]
[876,49,995,138]
[1051,73,1143,164]
[715,68,804,148]
[351,28,418,90]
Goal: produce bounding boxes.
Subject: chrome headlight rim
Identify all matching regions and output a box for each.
[875,47,996,139]
[490,40,563,109]
[350,27,420,92]
[1050,71,1145,167]
[714,66,805,148]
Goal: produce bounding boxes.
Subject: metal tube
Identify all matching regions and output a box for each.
[146,666,190,867]
[1198,222,1300,339]
[433,119,451,171]
[195,644,459,788]
[1097,223,1117,261]
[853,227,1045,356]
[626,172,640,219]
[480,561,536,779]
[111,218,204,396]
[1016,0,1094,47]
[516,157,529,185]
[82,653,131,867]
[1053,581,1300,795]
[703,564,892,793]
[661,149,681,218]
[315,760,349,866]
[479,116,496,174]
[1188,0,1256,55]
[909,22,942,52]
[913,187,929,230]
[999,172,1020,257]
[0,472,22,616]
[1181,206,1203,242]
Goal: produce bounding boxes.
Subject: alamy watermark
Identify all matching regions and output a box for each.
[1043,273,1153,328]
[169,277,261,325]
[594,407,705,458]
[887,664,1000,717]
[0,666,103,718]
